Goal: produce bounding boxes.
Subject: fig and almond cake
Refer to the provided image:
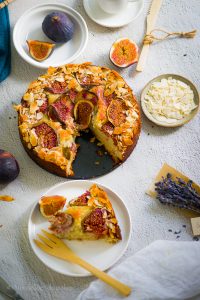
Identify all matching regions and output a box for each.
[15,63,141,177]
[39,184,122,243]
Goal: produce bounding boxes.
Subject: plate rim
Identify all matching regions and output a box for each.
[83,0,144,28]
[28,180,132,277]
[13,3,88,69]
[141,73,200,128]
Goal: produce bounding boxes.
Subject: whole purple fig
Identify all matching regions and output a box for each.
[0,150,20,183]
[42,12,74,43]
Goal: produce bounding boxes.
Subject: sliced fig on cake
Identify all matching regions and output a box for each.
[82,208,108,237]
[27,40,55,61]
[48,96,74,124]
[69,191,91,206]
[74,100,94,130]
[49,212,74,236]
[76,91,98,106]
[46,81,68,94]
[107,99,126,127]
[34,123,57,149]
[110,38,138,68]
[38,98,49,113]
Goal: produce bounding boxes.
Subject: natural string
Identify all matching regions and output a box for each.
[0,0,14,9]
[143,28,197,45]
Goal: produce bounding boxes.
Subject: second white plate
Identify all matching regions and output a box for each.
[28,180,131,276]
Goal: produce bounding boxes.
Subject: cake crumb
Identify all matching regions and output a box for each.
[96,150,104,157]
[95,161,100,165]
[90,137,96,143]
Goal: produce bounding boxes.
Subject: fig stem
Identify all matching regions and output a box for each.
[52,16,60,23]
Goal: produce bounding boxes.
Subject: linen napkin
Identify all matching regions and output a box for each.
[77,240,200,300]
[0,1,11,83]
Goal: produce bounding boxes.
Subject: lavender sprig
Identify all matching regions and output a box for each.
[155,173,200,213]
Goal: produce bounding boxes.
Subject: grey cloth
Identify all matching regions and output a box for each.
[77,240,200,300]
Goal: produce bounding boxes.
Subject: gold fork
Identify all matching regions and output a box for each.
[34,230,131,297]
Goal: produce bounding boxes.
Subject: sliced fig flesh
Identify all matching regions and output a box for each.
[34,123,57,149]
[46,81,68,94]
[38,98,48,113]
[49,212,74,235]
[107,99,126,127]
[110,38,138,68]
[74,100,94,130]
[49,96,74,124]
[82,208,108,236]
[27,40,55,62]
[70,191,91,206]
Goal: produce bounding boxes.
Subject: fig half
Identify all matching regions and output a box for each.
[74,100,94,130]
[39,195,66,218]
[110,38,139,68]
[27,40,55,61]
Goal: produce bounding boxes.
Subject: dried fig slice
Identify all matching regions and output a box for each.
[107,99,126,127]
[110,38,138,68]
[34,123,57,149]
[48,96,74,124]
[74,100,94,130]
[39,195,66,217]
[27,40,55,61]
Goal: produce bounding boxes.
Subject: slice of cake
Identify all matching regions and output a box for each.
[40,184,122,243]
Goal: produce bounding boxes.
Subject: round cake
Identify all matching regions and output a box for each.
[15,63,141,177]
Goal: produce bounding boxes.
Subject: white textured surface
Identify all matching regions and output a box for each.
[0,0,200,299]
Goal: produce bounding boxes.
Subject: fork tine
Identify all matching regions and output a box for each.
[37,234,55,248]
[41,229,62,244]
[34,239,53,255]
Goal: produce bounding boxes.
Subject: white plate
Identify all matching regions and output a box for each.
[13,3,88,69]
[83,0,144,28]
[28,180,131,276]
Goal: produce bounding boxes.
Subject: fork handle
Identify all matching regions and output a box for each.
[68,255,131,296]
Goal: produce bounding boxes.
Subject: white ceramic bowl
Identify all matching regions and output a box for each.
[141,74,200,127]
[13,3,88,69]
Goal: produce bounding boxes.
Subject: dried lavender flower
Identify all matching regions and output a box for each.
[155,173,200,213]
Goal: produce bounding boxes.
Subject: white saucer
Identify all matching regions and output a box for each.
[13,3,88,69]
[83,0,144,28]
[28,180,131,276]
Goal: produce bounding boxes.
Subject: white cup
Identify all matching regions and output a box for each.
[97,0,139,14]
